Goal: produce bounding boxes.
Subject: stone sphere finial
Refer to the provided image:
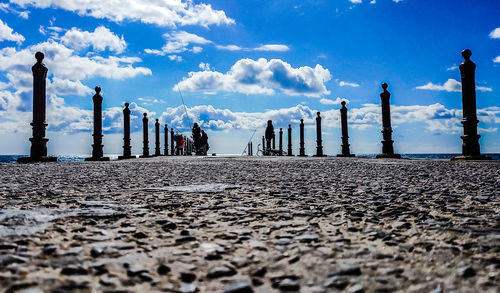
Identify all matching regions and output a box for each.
[143,113,147,117]
[382,83,388,90]
[341,101,346,106]
[300,118,304,122]
[317,112,321,116]
[462,49,472,61]
[156,118,159,122]
[95,86,101,94]
[124,102,129,107]
[35,52,44,63]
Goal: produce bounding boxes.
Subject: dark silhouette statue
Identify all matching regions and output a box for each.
[18,52,57,163]
[299,119,306,156]
[164,124,169,156]
[337,101,355,157]
[192,123,201,154]
[279,128,283,156]
[287,124,293,156]
[140,113,150,158]
[265,120,274,154]
[85,87,110,161]
[170,128,175,155]
[452,49,491,161]
[154,119,161,156]
[314,112,325,157]
[376,83,401,159]
[118,102,136,159]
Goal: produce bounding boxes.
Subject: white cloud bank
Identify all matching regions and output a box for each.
[416,78,492,92]
[59,26,127,53]
[0,18,25,44]
[320,97,349,105]
[9,0,234,28]
[175,58,332,97]
[144,31,211,56]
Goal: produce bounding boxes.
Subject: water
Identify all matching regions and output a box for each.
[0,153,498,163]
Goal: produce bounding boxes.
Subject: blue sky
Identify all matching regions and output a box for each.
[0,0,499,155]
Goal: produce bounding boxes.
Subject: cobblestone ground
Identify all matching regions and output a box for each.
[0,157,499,293]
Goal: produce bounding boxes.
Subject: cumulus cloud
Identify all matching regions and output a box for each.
[175,58,332,97]
[320,97,349,105]
[48,77,92,96]
[494,56,500,64]
[59,26,127,53]
[144,31,211,56]
[416,78,492,92]
[0,18,25,44]
[254,44,290,52]
[9,0,235,28]
[489,27,500,39]
[338,80,360,87]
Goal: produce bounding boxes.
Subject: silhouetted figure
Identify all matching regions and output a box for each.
[299,119,306,157]
[84,87,109,161]
[154,119,161,156]
[337,101,355,157]
[18,52,56,163]
[119,102,136,159]
[314,112,325,157]
[164,124,169,156]
[192,123,201,154]
[200,130,209,155]
[278,128,283,156]
[265,120,274,155]
[452,50,492,161]
[140,113,150,158]
[287,124,293,156]
[376,83,401,159]
[174,132,184,155]
[170,128,175,155]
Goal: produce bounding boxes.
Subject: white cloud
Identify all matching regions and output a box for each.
[168,55,182,62]
[198,62,211,71]
[320,97,349,105]
[59,26,127,53]
[0,18,25,44]
[349,0,362,3]
[489,27,500,39]
[494,56,500,63]
[215,45,242,51]
[10,0,235,28]
[339,80,360,87]
[446,65,458,71]
[48,77,92,96]
[144,31,211,56]
[416,78,492,92]
[254,44,290,52]
[175,58,332,97]
[370,0,376,4]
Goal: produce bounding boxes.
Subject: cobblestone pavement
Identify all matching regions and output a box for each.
[0,156,499,292]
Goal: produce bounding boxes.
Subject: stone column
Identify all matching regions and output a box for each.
[85,87,110,161]
[154,119,161,156]
[262,136,266,155]
[272,132,276,150]
[250,142,253,156]
[452,50,491,160]
[170,128,175,155]
[376,83,401,158]
[314,112,325,157]
[140,113,150,158]
[18,52,57,163]
[337,101,355,157]
[164,124,168,156]
[287,124,293,156]
[299,119,306,156]
[279,128,283,156]
[118,102,136,159]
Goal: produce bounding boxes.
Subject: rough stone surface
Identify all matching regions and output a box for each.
[0,156,499,292]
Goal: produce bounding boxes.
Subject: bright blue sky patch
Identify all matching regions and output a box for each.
[0,0,499,155]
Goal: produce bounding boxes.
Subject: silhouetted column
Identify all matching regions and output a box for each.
[85,87,110,161]
[118,103,136,160]
[154,119,161,156]
[18,52,56,163]
[314,112,325,157]
[170,128,175,155]
[164,124,168,156]
[262,136,266,155]
[376,83,401,159]
[140,113,149,158]
[278,128,283,156]
[184,136,187,156]
[287,124,293,156]
[299,119,306,157]
[272,132,276,150]
[452,50,491,161]
[337,101,355,157]
[250,142,253,156]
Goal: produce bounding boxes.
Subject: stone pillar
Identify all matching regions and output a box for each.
[262,136,266,155]
[18,52,57,163]
[118,102,136,159]
[337,101,355,157]
[314,112,325,157]
[376,83,401,158]
[164,124,169,156]
[299,119,306,157]
[140,113,150,158]
[279,128,283,156]
[170,128,175,155]
[85,87,110,161]
[287,124,293,156]
[452,50,491,161]
[154,119,161,156]
[272,132,276,150]
[250,142,253,156]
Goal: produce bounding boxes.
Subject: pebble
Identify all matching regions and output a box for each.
[223,281,254,293]
[207,266,237,278]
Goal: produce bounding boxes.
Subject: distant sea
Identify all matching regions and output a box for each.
[0,154,498,163]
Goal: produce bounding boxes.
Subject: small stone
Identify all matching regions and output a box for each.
[294,234,319,243]
[456,265,475,278]
[157,264,171,275]
[90,247,103,258]
[329,266,362,276]
[61,266,88,275]
[392,221,411,230]
[223,281,254,293]
[0,243,18,250]
[181,271,196,283]
[133,231,148,239]
[347,283,364,293]
[207,266,237,278]
[139,272,154,282]
[278,278,300,291]
[252,266,267,278]
[43,245,57,255]
[323,275,349,289]
[180,230,190,236]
